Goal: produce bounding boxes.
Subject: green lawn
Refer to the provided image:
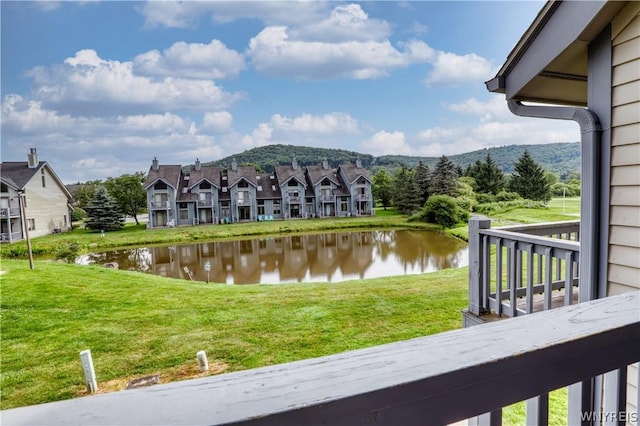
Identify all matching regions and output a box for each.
[1,199,577,419]
[0,259,467,409]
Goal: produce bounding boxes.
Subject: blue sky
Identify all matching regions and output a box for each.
[1,1,580,184]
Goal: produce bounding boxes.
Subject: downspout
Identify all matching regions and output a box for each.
[507,100,601,303]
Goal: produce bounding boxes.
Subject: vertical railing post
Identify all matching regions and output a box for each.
[468,217,491,315]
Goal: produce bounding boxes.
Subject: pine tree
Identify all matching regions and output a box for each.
[392,167,422,214]
[475,154,505,195]
[429,155,459,197]
[507,150,551,202]
[413,161,431,206]
[85,188,125,232]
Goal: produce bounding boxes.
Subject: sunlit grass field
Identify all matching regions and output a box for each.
[1,199,578,422]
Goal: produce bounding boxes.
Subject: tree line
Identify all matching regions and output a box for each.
[70,172,146,232]
[372,150,573,228]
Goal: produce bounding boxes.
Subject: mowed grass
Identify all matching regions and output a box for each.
[0,259,468,409]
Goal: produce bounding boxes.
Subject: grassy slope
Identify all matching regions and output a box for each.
[1,200,579,417]
[1,260,467,409]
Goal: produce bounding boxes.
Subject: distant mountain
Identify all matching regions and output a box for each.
[205,142,581,178]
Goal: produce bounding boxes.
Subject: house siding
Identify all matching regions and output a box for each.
[608,3,640,297]
[609,3,639,420]
[23,167,70,238]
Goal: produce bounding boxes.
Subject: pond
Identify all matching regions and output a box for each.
[77,230,468,285]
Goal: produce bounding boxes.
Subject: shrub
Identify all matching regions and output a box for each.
[495,191,521,202]
[476,193,496,204]
[54,241,82,264]
[419,195,469,228]
[71,208,87,222]
[474,199,547,216]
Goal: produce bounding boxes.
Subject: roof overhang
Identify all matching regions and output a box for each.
[486,0,626,105]
[144,177,176,190]
[188,178,219,190]
[281,175,307,189]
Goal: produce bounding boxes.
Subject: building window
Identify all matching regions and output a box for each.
[258,205,265,215]
[64,215,67,226]
[341,201,348,212]
[28,218,35,231]
[238,180,248,188]
[179,209,189,221]
[273,200,281,215]
[41,169,46,188]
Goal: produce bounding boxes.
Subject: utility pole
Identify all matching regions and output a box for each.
[18,190,34,269]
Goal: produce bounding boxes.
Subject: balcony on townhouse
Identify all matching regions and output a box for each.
[149,200,170,209]
[0,207,20,218]
[321,194,336,202]
[286,193,301,203]
[464,218,581,324]
[197,196,213,207]
[1,231,22,242]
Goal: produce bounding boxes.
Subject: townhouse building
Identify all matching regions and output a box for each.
[144,157,373,228]
[0,148,73,242]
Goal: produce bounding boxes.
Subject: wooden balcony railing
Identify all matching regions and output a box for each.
[0,207,21,218]
[466,217,581,322]
[149,201,170,209]
[3,292,638,425]
[0,231,23,242]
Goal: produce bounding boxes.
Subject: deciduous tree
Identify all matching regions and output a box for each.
[372,169,393,210]
[105,172,147,225]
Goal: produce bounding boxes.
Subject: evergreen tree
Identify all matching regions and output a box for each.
[413,161,431,205]
[85,188,125,232]
[372,169,393,210]
[507,150,552,202]
[392,167,422,214]
[429,155,459,197]
[475,154,505,195]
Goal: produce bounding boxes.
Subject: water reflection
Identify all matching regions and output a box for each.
[78,230,468,284]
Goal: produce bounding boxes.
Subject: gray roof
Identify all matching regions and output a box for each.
[338,163,372,185]
[1,161,73,199]
[256,173,281,200]
[144,165,182,189]
[274,165,307,188]
[1,161,45,189]
[305,165,340,186]
[188,165,221,189]
[227,166,257,188]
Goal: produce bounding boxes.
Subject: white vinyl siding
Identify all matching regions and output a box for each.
[608,4,640,295]
[610,5,639,420]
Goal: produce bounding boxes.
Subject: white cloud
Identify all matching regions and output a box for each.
[291,4,391,42]
[424,52,495,87]
[247,27,433,80]
[363,131,414,156]
[139,1,329,28]
[271,113,359,134]
[202,111,233,133]
[414,96,580,156]
[133,40,246,80]
[27,49,243,115]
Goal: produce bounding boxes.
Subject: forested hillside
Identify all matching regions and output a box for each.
[206,142,580,177]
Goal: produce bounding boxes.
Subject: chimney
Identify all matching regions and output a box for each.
[195,158,201,171]
[27,148,38,168]
[152,157,159,171]
[355,158,362,169]
[231,158,237,171]
[322,158,329,170]
[292,157,298,170]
